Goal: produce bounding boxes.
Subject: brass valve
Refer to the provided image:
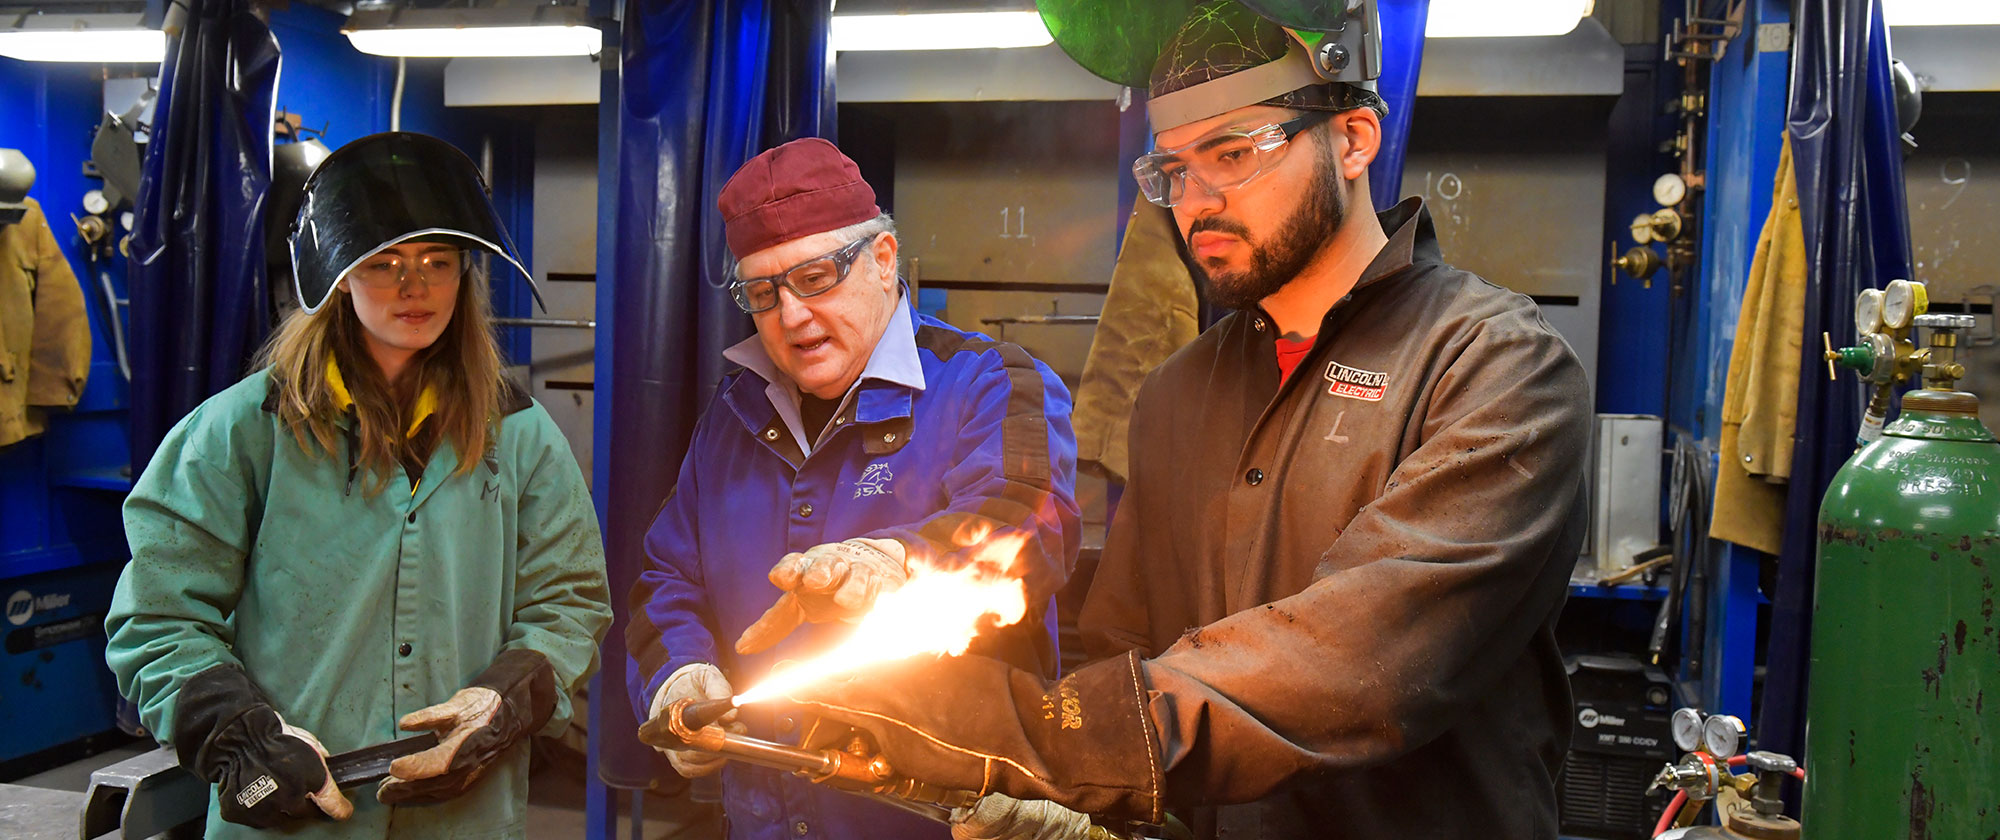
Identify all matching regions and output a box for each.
[1610,242,1664,287]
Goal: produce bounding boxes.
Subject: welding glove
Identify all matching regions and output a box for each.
[736,538,910,654]
[171,664,353,828]
[377,648,558,805]
[644,662,746,778]
[952,793,1097,840]
[787,651,1160,823]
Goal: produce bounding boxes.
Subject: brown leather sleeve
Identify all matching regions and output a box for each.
[25,201,91,409]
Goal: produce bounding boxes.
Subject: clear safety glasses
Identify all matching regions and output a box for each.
[1132,109,1334,208]
[729,233,880,314]
[348,248,465,290]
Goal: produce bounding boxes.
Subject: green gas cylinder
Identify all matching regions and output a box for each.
[1804,378,2000,837]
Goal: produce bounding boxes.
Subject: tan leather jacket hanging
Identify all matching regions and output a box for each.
[1,197,92,447]
[1072,196,1201,483]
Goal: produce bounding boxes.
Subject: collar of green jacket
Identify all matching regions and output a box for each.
[256,360,535,427]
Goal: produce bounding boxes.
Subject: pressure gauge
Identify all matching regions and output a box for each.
[1883,279,1927,330]
[1862,332,1898,383]
[1703,714,1746,758]
[1653,173,1688,207]
[1855,288,1885,336]
[82,190,110,216]
[1630,214,1657,245]
[1671,708,1705,753]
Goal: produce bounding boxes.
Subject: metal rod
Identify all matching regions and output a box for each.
[493,317,596,329]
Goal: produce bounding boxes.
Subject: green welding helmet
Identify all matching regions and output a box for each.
[288,132,541,315]
[1035,0,1383,133]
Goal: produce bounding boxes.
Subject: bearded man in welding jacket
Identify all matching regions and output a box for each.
[624,137,1081,840]
[785,3,1592,838]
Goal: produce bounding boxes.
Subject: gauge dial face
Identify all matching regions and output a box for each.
[1631,214,1656,245]
[120,211,136,231]
[1671,708,1705,753]
[1654,173,1688,207]
[1883,279,1920,329]
[1856,288,1885,336]
[82,190,110,216]
[1704,715,1746,758]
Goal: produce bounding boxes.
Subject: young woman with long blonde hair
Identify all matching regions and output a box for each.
[106,132,611,839]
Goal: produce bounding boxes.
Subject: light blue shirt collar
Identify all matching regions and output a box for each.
[723,292,925,455]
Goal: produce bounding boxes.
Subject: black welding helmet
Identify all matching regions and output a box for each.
[288,131,540,314]
[1035,0,1383,133]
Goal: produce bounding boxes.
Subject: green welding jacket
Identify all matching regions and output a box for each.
[105,368,612,840]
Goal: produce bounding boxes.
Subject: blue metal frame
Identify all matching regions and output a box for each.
[586,0,621,835]
[1685,0,1791,723]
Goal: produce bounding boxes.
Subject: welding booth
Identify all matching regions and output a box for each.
[1,0,1996,838]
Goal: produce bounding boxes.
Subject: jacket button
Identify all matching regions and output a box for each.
[836,415,846,425]
[1253,318,1267,331]
[407,510,417,524]
[764,428,780,441]
[793,821,809,836]
[882,432,896,443]
[1246,468,1264,486]
[778,715,796,734]
[398,643,413,657]
[798,503,814,518]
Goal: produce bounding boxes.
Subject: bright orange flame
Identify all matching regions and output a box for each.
[733,531,1030,705]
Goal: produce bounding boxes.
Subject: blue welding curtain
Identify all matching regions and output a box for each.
[126,0,279,471]
[1760,0,1913,763]
[1369,0,1429,210]
[600,0,835,787]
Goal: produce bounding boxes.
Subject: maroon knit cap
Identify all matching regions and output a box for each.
[718,137,881,260]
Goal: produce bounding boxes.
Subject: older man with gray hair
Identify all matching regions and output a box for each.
[624,137,1080,840]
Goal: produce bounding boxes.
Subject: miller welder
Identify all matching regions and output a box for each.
[1559,653,1676,839]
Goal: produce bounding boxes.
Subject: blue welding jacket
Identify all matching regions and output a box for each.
[626,293,1081,840]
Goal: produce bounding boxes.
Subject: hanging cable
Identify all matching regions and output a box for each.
[391,56,406,132]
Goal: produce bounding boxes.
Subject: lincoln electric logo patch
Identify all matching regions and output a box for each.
[1324,361,1389,402]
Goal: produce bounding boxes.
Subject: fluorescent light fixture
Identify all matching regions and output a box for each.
[343,3,600,58]
[1884,0,2000,26]
[0,12,164,63]
[831,11,1054,51]
[1426,0,1594,38]
[344,24,599,58]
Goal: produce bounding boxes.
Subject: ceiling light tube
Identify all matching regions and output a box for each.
[1425,0,1594,38]
[831,11,1054,52]
[1884,0,2000,26]
[342,4,600,58]
[0,12,165,63]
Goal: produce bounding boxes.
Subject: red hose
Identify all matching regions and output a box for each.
[1723,754,1808,782]
[1653,790,1688,837]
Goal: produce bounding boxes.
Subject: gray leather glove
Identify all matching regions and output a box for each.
[646,663,744,778]
[736,538,909,654]
[953,793,1096,840]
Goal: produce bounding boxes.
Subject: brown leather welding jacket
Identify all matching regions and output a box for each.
[1,197,92,448]
[1079,197,1590,839]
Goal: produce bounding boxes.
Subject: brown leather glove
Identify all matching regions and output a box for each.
[377,648,557,805]
[785,651,1163,824]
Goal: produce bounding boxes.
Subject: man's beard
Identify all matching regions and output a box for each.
[1188,142,1346,312]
